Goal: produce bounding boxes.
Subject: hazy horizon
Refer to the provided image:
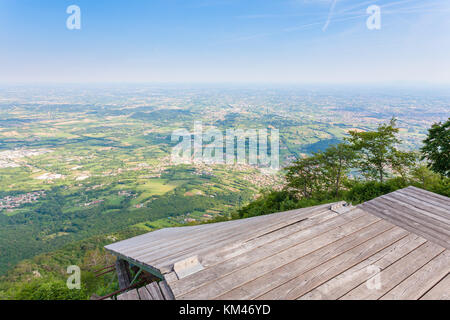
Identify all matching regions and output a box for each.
[1,0,450,84]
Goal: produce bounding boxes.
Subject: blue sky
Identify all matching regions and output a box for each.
[0,0,449,84]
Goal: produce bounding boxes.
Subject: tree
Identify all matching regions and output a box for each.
[321,143,356,197]
[285,155,324,199]
[15,278,88,300]
[346,118,415,183]
[285,143,355,198]
[390,149,418,179]
[421,119,449,177]
[410,165,442,189]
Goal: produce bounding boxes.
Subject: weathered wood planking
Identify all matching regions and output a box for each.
[107,203,333,256]
[360,200,450,249]
[108,202,335,254]
[407,186,450,201]
[104,187,450,300]
[404,187,450,209]
[166,209,354,296]
[340,242,445,300]
[159,208,340,278]
[118,282,174,300]
[116,289,140,300]
[137,286,153,300]
[384,192,450,222]
[141,207,333,270]
[381,250,450,300]
[199,209,339,268]
[222,223,404,300]
[298,234,427,300]
[145,282,165,300]
[179,213,382,299]
[381,194,450,226]
[151,207,337,266]
[133,205,335,266]
[374,197,450,236]
[254,227,409,300]
[170,208,370,298]
[158,280,175,300]
[126,289,140,300]
[107,203,336,274]
[420,274,450,300]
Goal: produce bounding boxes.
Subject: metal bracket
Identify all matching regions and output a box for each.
[130,268,143,286]
[173,255,204,279]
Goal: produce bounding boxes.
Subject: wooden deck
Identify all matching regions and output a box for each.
[359,186,450,249]
[115,281,174,300]
[105,187,450,300]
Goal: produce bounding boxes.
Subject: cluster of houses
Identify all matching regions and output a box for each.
[83,199,104,207]
[118,190,135,197]
[0,148,51,169]
[242,170,284,190]
[0,191,46,211]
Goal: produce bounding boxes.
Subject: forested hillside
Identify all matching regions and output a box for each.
[0,227,146,299]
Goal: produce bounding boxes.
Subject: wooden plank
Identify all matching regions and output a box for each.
[381,250,450,300]
[119,221,250,257]
[164,208,361,285]
[340,241,445,300]
[299,234,427,300]
[401,188,450,211]
[360,202,441,243]
[161,207,340,274]
[148,217,325,269]
[375,197,450,237]
[420,274,450,300]
[124,209,322,253]
[107,203,334,259]
[178,214,384,299]
[115,203,332,256]
[116,291,129,300]
[145,282,165,300]
[158,280,175,300]
[257,227,409,300]
[364,200,450,247]
[170,209,373,297]
[106,227,188,251]
[221,223,405,300]
[360,202,450,249]
[137,286,153,300]
[405,187,450,207]
[116,290,139,300]
[383,193,450,224]
[126,289,140,300]
[384,192,450,221]
[134,205,334,266]
[164,271,178,283]
[107,221,239,254]
[200,209,340,268]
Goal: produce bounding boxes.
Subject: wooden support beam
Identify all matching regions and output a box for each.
[115,258,132,290]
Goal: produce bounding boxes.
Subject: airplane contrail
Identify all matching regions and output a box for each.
[323,0,338,32]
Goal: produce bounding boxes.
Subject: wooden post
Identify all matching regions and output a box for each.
[115,258,132,290]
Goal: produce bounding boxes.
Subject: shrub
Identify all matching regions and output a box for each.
[345,178,407,204]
